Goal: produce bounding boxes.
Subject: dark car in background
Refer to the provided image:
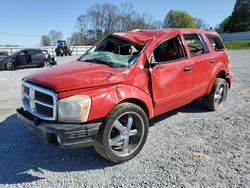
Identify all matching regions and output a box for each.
[0,51,8,57]
[0,49,57,70]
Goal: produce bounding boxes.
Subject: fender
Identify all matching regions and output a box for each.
[88,85,154,121]
[205,61,228,94]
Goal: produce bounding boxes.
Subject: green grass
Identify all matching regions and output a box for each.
[224,40,250,50]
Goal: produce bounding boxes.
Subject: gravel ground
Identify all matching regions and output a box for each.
[0,51,249,188]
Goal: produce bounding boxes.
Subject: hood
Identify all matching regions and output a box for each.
[24,61,129,92]
[0,56,11,62]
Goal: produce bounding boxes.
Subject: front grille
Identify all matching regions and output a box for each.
[35,91,54,104]
[22,82,57,120]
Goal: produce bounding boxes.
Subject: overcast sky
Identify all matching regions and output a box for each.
[0,0,235,46]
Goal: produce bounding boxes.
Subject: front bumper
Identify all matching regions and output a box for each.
[16,108,102,149]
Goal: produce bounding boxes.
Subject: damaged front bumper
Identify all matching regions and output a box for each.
[16,108,102,149]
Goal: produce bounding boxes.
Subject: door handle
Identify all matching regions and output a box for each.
[210,59,216,64]
[184,66,192,71]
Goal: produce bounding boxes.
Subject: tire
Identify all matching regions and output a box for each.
[5,62,15,70]
[203,78,228,111]
[94,102,149,163]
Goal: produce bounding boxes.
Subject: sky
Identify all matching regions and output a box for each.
[0,0,235,46]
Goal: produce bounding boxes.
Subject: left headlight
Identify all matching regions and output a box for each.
[58,95,91,123]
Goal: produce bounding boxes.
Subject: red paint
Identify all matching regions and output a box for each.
[24,29,233,122]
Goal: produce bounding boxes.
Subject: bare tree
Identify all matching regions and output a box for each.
[87,3,119,35]
[40,35,51,46]
[67,32,82,46]
[48,30,63,45]
[195,18,209,29]
[76,15,88,45]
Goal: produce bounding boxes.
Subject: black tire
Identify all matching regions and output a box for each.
[5,62,15,70]
[94,102,149,163]
[203,78,228,111]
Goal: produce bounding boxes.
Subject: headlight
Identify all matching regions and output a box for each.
[58,95,91,123]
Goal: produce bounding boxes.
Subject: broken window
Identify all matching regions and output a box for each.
[78,36,144,68]
[184,34,209,57]
[206,35,225,51]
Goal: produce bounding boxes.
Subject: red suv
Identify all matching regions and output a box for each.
[17,29,233,163]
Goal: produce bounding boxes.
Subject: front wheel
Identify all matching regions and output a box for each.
[94,103,149,163]
[5,62,15,70]
[203,78,228,111]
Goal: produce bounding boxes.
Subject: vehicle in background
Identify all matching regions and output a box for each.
[0,51,8,57]
[17,29,233,163]
[55,40,72,56]
[0,49,57,70]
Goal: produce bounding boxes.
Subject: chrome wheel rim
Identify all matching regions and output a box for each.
[108,111,145,157]
[214,84,226,106]
[6,62,13,70]
[44,61,51,67]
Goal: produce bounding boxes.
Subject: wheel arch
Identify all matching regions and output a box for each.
[205,63,230,94]
[87,85,155,121]
[118,98,150,119]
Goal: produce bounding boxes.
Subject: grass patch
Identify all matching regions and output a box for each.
[224,40,250,50]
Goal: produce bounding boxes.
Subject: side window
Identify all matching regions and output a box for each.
[206,35,225,51]
[32,50,42,55]
[183,34,208,57]
[153,37,185,63]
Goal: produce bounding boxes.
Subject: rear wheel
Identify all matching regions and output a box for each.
[94,103,149,163]
[5,62,15,70]
[43,61,51,68]
[203,78,228,111]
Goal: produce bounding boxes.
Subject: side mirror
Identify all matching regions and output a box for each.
[149,55,158,66]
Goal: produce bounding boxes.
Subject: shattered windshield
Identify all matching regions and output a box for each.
[78,36,144,68]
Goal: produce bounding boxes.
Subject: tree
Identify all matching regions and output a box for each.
[67,32,82,46]
[76,15,88,45]
[40,35,51,46]
[48,30,63,45]
[87,3,119,35]
[195,18,209,29]
[219,0,250,32]
[163,10,196,28]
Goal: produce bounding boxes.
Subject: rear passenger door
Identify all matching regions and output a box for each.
[183,33,212,99]
[150,36,193,116]
[205,34,228,70]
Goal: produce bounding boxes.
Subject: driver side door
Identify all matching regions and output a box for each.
[15,50,28,67]
[150,36,193,116]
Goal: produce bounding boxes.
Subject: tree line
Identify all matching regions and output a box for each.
[216,0,250,33]
[41,1,250,46]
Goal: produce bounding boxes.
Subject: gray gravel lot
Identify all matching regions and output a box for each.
[0,51,249,187]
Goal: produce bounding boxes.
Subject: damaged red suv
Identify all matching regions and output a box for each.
[17,29,233,163]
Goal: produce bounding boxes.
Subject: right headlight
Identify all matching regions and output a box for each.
[58,95,91,123]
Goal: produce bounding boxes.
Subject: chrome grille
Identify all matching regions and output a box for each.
[22,81,57,120]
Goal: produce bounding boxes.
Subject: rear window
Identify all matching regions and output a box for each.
[206,35,225,51]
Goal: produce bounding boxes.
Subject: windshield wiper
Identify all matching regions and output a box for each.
[83,59,114,67]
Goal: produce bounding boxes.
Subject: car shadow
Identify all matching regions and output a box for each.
[150,99,209,126]
[0,114,113,185]
[0,99,208,185]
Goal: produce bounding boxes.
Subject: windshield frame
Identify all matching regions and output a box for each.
[77,35,146,68]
